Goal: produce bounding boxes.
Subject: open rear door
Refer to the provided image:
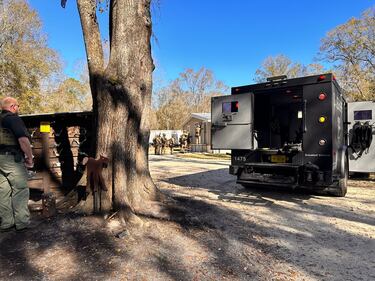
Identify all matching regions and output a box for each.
[211,93,253,149]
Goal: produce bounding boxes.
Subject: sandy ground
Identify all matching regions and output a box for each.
[0,154,374,280]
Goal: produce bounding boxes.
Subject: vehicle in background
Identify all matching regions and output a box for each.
[347,101,375,177]
[211,74,349,196]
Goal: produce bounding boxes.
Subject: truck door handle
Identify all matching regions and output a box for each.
[213,122,227,128]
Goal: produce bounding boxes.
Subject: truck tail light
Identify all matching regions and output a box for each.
[319,116,326,123]
[318,92,326,101]
[318,75,326,81]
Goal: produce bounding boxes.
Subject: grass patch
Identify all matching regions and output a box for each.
[175,152,230,160]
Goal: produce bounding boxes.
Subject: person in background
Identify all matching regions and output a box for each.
[195,124,201,144]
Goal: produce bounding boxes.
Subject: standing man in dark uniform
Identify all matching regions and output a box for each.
[0,97,33,232]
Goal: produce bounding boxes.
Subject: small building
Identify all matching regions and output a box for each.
[182,113,211,152]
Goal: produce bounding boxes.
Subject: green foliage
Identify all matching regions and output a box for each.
[0,0,61,113]
[319,7,375,101]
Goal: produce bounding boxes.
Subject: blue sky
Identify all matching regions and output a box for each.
[29,0,373,90]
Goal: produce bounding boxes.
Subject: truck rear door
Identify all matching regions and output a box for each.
[211,93,254,149]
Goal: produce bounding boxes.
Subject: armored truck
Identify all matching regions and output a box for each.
[211,74,348,196]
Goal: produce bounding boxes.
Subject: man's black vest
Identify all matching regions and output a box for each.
[0,112,19,148]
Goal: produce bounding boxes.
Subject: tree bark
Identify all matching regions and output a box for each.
[76,0,160,217]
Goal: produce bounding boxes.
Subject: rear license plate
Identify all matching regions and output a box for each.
[271,155,286,163]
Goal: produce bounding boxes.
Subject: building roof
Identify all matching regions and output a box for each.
[182,113,211,128]
[190,113,211,122]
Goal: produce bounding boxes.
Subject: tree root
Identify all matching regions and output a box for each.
[55,180,182,227]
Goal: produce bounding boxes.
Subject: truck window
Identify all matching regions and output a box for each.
[354,110,372,120]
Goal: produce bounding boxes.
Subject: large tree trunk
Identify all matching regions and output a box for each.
[76,0,160,217]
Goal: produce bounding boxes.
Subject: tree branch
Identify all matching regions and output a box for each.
[76,0,104,76]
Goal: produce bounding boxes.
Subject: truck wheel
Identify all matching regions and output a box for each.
[335,169,348,197]
[332,157,348,197]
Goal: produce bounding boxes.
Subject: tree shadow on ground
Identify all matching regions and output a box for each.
[154,190,375,280]
[0,214,124,280]
[2,160,373,280]
[154,168,375,280]
[135,196,260,280]
[164,167,314,199]
[164,168,375,227]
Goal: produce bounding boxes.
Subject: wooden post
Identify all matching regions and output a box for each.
[40,122,56,217]
[41,129,50,193]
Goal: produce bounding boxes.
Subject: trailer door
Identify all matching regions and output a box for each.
[211,93,253,149]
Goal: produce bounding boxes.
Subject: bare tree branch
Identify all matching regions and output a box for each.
[76,0,104,76]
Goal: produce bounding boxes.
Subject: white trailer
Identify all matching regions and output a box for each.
[348,101,375,173]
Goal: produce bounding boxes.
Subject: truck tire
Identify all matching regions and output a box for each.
[332,157,348,197]
[335,168,348,197]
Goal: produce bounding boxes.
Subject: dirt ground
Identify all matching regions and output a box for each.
[0,154,374,281]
